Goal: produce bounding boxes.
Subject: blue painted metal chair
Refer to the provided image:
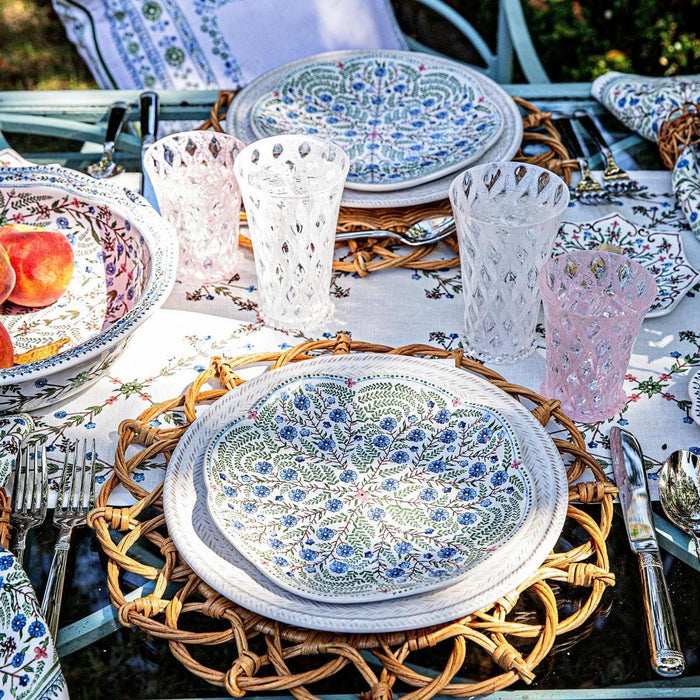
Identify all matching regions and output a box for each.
[404,0,549,83]
[0,0,549,162]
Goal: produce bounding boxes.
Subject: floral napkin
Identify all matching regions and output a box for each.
[591,71,700,240]
[1,416,68,700]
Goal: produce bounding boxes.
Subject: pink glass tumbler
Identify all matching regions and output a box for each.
[537,250,657,423]
[144,131,245,285]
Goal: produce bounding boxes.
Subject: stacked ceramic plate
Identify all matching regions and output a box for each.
[225,50,524,208]
[163,353,568,633]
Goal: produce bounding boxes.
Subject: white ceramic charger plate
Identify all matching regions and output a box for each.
[225,50,523,208]
[203,368,531,603]
[163,353,568,634]
[248,51,504,192]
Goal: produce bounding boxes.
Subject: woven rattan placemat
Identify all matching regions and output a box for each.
[202,91,577,277]
[0,487,10,550]
[89,336,616,698]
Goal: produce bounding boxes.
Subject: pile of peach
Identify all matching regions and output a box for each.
[0,224,75,368]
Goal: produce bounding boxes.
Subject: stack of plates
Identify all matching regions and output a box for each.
[224,50,523,209]
[163,354,568,634]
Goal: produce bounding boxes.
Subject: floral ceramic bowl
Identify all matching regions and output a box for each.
[0,165,178,412]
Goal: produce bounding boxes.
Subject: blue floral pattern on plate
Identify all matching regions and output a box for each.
[204,371,529,602]
[249,51,504,192]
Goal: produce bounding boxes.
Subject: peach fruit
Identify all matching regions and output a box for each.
[0,244,16,305]
[0,322,13,369]
[0,224,74,307]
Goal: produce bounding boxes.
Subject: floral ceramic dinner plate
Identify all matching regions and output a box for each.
[163,353,568,633]
[248,51,504,192]
[555,213,699,318]
[227,51,522,208]
[204,370,529,603]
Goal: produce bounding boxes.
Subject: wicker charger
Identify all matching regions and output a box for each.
[658,101,700,170]
[0,486,11,550]
[201,91,577,277]
[88,335,615,699]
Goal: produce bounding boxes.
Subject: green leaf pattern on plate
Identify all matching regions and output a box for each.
[250,53,503,189]
[205,372,529,602]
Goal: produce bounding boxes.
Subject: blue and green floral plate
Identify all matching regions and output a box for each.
[203,357,532,603]
[164,354,568,632]
[249,50,504,192]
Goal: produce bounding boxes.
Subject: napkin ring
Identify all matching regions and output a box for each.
[658,101,700,170]
[0,486,12,549]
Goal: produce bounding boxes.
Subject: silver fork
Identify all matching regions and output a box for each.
[552,113,612,205]
[10,443,48,567]
[41,440,96,639]
[574,110,647,195]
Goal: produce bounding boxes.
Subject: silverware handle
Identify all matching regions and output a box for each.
[12,532,28,567]
[139,91,159,148]
[552,114,586,160]
[573,110,613,157]
[41,526,73,640]
[104,101,129,148]
[335,230,395,242]
[637,550,686,677]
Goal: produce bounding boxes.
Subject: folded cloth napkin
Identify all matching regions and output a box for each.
[592,71,700,240]
[1,417,69,700]
[0,544,69,700]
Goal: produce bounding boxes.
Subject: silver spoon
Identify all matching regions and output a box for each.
[86,101,129,178]
[659,449,700,563]
[335,216,455,246]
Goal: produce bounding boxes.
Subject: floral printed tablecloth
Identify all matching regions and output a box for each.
[5,170,699,505]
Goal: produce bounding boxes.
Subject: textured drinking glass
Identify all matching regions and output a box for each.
[538,250,657,422]
[233,135,349,331]
[449,161,570,363]
[144,131,245,284]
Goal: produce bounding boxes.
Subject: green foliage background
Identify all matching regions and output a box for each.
[0,0,698,90]
[395,0,700,80]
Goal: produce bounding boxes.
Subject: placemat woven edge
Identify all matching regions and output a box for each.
[88,335,616,700]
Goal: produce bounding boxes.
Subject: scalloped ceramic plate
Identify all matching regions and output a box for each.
[0,164,178,412]
[204,370,529,603]
[248,51,504,192]
[556,213,699,318]
[163,353,568,633]
[690,370,700,427]
[226,50,523,207]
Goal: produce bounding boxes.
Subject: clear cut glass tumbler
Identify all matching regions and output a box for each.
[537,250,657,423]
[233,135,349,331]
[449,161,570,363]
[144,130,245,285]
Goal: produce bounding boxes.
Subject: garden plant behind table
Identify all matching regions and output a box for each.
[1,0,699,93]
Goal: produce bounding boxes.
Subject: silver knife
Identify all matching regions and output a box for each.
[610,426,685,677]
[139,90,160,212]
